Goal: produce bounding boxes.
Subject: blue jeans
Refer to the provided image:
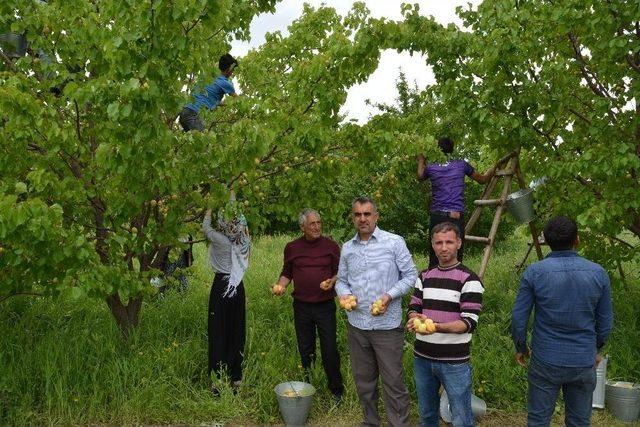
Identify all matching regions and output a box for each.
[527,357,596,427]
[414,357,474,427]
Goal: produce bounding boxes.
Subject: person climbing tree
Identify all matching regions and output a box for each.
[417,137,496,268]
[179,53,238,132]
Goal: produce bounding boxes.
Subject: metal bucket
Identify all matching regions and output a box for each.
[0,32,27,58]
[592,356,607,409]
[605,381,640,422]
[274,381,316,426]
[506,188,535,224]
[439,390,487,423]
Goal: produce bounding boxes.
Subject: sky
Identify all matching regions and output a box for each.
[231,0,482,123]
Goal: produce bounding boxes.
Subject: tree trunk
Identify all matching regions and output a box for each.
[630,214,640,240]
[106,293,143,338]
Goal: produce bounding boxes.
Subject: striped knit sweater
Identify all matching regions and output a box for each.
[408,263,484,363]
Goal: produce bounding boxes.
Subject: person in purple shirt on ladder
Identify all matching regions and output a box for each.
[417,137,496,268]
[179,53,238,132]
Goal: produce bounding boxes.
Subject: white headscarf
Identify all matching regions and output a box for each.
[216,212,250,298]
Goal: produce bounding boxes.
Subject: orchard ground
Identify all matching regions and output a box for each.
[1,229,638,426]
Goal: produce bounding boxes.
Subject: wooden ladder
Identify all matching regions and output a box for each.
[464,149,543,279]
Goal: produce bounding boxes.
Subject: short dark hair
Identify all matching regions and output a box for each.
[219,54,238,72]
[431,222,461,239]
[352,196,378,213]
[438,137,454,154]
[543,216,578,251]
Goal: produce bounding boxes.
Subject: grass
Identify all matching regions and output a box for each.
[1,228,639,425]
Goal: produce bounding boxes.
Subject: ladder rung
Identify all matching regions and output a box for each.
[465,235,491,244]
[495,169,513,176]
[474,198,503,206]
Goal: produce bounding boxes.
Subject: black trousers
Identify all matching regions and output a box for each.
[208,273,245,382]
[179,106,205,132]
[428,212,466,269]
[293,299,344,396]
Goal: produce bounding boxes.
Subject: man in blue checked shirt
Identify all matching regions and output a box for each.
[511,216,613,427]
[336,196,418,427]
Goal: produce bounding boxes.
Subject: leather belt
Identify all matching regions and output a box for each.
[432,210,462,219]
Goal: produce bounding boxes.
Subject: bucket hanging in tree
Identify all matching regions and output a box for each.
[506,188,535,224]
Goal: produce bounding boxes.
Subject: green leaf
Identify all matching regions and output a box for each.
[107,103,119,120]
[15,182,27,195]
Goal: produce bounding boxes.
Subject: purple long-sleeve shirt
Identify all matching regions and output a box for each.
[422,159,475,212]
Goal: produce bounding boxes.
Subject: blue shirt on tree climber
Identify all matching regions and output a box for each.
[179,53,238,132]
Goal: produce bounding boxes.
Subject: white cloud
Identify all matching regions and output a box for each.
[231,0,481,123]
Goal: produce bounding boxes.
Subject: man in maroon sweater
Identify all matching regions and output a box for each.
[273,208,345,404]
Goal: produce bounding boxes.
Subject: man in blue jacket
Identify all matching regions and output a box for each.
[511,216,613,427]
[179,53,238,132]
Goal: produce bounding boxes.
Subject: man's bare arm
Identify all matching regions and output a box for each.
[417,154,427,180]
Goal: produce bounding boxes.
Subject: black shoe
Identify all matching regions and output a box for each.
[210,384,220,397]
[302,368,311,385]
[332,393,343,407]
[232,380,242,395]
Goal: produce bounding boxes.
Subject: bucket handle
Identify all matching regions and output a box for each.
[607,377,640,386]
[288,381,301,398]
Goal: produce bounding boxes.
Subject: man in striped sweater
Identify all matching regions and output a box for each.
[407,222,484,427]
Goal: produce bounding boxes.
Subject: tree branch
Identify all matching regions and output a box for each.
[27,142,47,155]
[0,292,45,304]
[532,124,560,154]
[302,99,316,115]
[257,144,279,165]
[74,100,82,142]
[567,32,612,99]
[204,28,223,42]
[0,50,17,72]
[627,54,640,74]
[183,7,209,36]
[574,175,603,199]
[568,108,592,125]
[609,235,635,250]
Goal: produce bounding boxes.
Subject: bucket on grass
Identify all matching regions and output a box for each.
[439,390,487,423]
[505,188,535,223]
[274,381,315,426]
[605,381,640,423]
[592,356,607,409]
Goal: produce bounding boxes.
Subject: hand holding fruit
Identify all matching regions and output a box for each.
[371,299,383,316]
[408,314,437,335]
[271,283,286,296]
[370,295,390,316]
[339,295,357,311]
[319,278,334,291]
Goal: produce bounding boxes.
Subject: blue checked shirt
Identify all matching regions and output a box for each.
[336,227,418,330]
[511,250,613,368]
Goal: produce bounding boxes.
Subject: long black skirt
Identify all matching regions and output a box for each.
[208,273,245,382]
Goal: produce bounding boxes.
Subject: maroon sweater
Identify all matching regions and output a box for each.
[280,236,340,303]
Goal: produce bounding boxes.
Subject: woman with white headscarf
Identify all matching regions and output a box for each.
[202,207,251,393]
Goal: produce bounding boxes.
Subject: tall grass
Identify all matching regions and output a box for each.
[1,229,638,425]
